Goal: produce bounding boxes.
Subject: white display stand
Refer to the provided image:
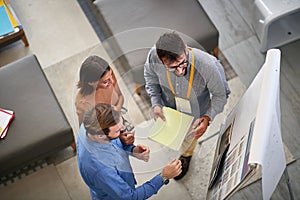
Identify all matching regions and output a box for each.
[207,49,286,200]
[253,0,300,52]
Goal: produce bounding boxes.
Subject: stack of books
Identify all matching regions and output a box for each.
[0,108,14,139]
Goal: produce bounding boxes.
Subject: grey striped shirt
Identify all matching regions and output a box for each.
[144,47,227,121]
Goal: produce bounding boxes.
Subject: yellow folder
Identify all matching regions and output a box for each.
[148,107,194,151]
[0,0,18,28]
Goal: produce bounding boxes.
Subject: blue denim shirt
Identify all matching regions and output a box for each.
[77,125,163,200]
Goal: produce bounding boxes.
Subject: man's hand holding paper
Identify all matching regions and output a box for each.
[153,105,166,121]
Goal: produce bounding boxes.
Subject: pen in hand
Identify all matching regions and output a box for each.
[192,117,210,139]
[193,118,204,129]
[187,119,202,138]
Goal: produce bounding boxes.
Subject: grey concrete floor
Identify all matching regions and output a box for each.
[0,0,299,199]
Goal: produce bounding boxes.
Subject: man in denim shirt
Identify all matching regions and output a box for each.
[77,103,182,200]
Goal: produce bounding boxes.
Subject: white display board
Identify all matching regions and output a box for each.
[207,49,286,200]
[248,49,286,200]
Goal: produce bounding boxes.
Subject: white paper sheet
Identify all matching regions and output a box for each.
[248,49,286,200]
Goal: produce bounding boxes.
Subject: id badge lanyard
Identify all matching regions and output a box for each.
[166,49,195,114]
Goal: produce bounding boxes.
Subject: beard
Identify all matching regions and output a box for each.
[175,68,187,77]
[106,134,119,140]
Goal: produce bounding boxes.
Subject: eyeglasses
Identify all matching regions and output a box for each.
[121,119,134,133]
[120,108,134,134]
[165,59,189,72]
[162,54,189,72]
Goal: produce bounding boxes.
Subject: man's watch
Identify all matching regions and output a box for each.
[159,173,169,185]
